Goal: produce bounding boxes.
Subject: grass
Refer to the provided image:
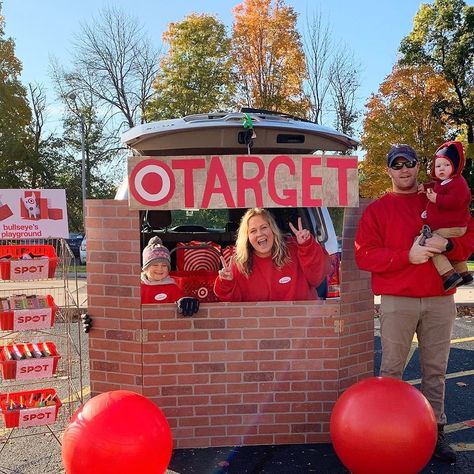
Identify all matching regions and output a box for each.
[468,261,474,271]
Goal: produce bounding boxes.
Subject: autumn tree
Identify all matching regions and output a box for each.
[0,2,32,188]
[232,0,309,116]
[145,13,233,120]
[360,65,453,198]
[399,0,474,159]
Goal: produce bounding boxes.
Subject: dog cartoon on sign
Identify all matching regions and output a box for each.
[21,194,41,219]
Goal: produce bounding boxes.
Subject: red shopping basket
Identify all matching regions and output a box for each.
[0,294,57,331]
[0,245,58,280]
[0,388,61,428]
[171,270,219,302]
[0,341,60,380]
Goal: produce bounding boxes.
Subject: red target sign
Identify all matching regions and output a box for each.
[128,154,359,210]
[129,159,176,206]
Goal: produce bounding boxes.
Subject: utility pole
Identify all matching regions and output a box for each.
[68,93,87,230]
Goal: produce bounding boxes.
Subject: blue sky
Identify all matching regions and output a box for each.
[3,0,427,134]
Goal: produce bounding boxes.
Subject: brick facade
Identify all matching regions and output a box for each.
[86,199,373,448]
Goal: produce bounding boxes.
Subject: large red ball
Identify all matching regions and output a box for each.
[62,390,173,474]
[330,377,437,474]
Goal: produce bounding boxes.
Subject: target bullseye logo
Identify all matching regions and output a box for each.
[197,287,209,299]
[129,159,175,206]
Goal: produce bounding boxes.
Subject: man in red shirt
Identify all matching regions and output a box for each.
[355,144,474,463]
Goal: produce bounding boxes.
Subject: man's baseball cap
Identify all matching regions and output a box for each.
[387,144,418,167]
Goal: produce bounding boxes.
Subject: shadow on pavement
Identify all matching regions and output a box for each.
[169,442,473,474]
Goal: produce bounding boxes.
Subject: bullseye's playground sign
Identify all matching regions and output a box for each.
[128,155,358,210]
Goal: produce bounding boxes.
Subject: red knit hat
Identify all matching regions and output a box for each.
[431,141,465,179]
[142,236,171,270]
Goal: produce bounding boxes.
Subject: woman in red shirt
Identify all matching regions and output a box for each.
[214,208,331,302]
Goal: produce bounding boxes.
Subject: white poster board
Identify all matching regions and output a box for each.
[0,189,69,239]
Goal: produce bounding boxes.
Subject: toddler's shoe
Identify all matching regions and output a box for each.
[441,269,462,291]
[458,271,473,286]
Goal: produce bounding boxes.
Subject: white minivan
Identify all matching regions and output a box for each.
[118,109,358,299]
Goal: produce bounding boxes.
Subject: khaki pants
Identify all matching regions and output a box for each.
[432,226,467,276]
[379,295,457,425]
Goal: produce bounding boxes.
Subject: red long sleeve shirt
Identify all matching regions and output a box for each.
[355,192,474,297]
[214,237,331,302]
[141,275,183,304]
[424,175,471,230]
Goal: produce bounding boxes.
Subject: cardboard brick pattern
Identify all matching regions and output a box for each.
[87,199,373,449]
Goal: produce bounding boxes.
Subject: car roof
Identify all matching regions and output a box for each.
[122,109,359,155]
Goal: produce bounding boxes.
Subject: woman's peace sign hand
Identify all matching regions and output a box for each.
[218,256,234,280]
[289,217,311,245]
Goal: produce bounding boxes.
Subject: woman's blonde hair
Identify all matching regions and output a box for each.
[234,208,289,276]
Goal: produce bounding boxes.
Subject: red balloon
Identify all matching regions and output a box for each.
[330,377,437,474]
[62,390,173,474]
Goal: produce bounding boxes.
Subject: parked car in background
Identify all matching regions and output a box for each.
[79,237,87,265]
[66,233,84,259]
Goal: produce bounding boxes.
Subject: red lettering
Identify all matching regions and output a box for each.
[201,157,235,208]
[326,157,358,206]
[23,412,52,421]
[13,265,44,274]
[17,314,48,323]
[236,156,265,207]
[172,158,206,208]
[20,364,49,374]
[129,154,358,210]
[301,157,323,206]
[267,156,297,206]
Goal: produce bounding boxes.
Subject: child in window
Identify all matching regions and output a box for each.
[141,237,200,316]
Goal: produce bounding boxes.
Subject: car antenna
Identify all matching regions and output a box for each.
[242,112,256,154]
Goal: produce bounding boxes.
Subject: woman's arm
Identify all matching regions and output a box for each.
[213,264,243,301]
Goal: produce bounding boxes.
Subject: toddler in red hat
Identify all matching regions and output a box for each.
[418,141,472,290]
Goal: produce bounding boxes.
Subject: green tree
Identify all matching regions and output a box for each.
[145,13,233,120]
[399,0,474,159]
[232,0,309,116]
[0,2,32,187]
[360,65,453,198]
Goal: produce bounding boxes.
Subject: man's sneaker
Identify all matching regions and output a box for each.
[434,430,457,463]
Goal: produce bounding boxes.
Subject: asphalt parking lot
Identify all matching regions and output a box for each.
[0,282,472,473]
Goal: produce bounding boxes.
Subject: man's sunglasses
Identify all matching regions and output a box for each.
[390,161,417,170]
